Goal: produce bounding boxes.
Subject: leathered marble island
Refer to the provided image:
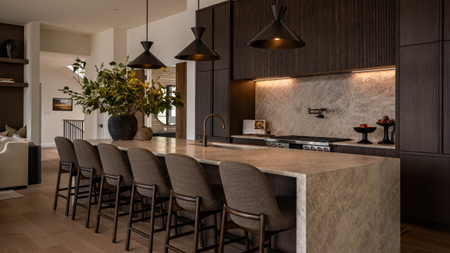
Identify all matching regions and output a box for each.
[87,137,400,253]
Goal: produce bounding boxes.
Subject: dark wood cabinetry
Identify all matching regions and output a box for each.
[195,71,212,137]
[212,69,229,138]
[399,0,441,46]
[213,4,230,70]
[444,42,450,154]
[196,8,213,72]
[330,145,399,158]
[232,0,395,80]
[399,43,440,153]
[445,0,450,41]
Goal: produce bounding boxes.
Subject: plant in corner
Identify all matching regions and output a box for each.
[59,57,184,140]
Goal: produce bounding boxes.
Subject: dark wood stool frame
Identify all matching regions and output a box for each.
[72,166,114,228]
[219,205,284,253]
[95,172,139,243]
[53,161,89,217]
[125,181,189,253]
[164,191,245,253]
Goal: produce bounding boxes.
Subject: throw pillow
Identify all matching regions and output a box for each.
[5,125,27,138]
[0,131,8,137]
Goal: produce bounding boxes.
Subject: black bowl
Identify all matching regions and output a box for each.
[376,122,395,127]
[353,127,377,133]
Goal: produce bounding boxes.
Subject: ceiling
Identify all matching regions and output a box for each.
[0,0,187,35]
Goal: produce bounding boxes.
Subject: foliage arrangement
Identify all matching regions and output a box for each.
[59,57,184,116]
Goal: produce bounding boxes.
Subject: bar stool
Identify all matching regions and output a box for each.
[53,137,79,217]
[72,139,106,228]
[218,161,296,253]
[126,147,185,253]
[164,154,241,253]
[96,143,136,243]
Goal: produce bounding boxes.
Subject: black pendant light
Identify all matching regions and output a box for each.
[174,0,220,61]
[129,0,166,69]
[248,0,306,50]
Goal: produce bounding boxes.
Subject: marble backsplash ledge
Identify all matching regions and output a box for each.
[255,70,395,141]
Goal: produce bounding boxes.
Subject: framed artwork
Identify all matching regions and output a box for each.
[53,98,73,111]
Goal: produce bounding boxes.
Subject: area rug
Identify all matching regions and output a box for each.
[0,190,24,201]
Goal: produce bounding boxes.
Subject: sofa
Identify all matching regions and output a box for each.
[0,136,28,189]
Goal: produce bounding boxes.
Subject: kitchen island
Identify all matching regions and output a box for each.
[87,137,400,253]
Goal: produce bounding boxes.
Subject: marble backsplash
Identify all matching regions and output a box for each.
[255,70,395,141]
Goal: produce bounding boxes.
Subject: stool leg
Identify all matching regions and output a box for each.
[160,203,165,228]
[213,213,218,253]
[174,213,179,235]
[193,197,201,253]
[71,168,82,221]
[95,174,105,234]
[85,169,94,228]
[65,163,74,217]
[112,176,122,243]
[199,222,205,248]
[244,231,249,251]
[218,206,227,253]
[164,193,174,253]
[259,215,265,253]
[125,182,136,251]
[53,164,63,210]
[148,185,157,253]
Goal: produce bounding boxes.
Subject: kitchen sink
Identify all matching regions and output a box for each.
[189,143,268,150]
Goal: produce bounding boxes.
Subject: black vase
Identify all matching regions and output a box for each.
[3,39,19,58]
[108,115,138,140]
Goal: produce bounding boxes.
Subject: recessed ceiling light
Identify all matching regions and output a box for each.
[112,8,119,11]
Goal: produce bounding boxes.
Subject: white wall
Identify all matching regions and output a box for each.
[40,68,84,147]
[40,29,90,56]
[24,22,41,144]
[127,0,223,140]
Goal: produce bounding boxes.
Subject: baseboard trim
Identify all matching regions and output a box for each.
[41,143,56,148]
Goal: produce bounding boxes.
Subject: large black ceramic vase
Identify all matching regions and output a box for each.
[3,39,19,58]
[108,115,138,140]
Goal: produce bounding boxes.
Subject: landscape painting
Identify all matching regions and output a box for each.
[53,98,73,111]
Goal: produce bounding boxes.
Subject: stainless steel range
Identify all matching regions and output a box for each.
[265,135,350,152]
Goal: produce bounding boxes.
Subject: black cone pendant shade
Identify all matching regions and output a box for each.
[175,0,220,61]
[128,0,166,69]
[248,5,306,49]
[175,27,220,61]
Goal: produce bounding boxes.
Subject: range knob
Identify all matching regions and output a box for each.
[277,144,284,148]
[317,147,323,151]
[304,146,310,150]
[323,147,330,152]
[267,143,273,147]
[310,147,316,151]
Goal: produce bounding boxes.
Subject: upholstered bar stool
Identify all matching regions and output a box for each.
[53,137,80,217]
[126,147,185,253]
[164,154,243,253]
[96,143,137,243]
[218,161,296,253]
[72,139,106,228]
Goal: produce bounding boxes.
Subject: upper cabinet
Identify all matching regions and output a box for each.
[232,0,396,80]
[196,8,213,72]
[444,42,450,154]
[445,0,450,41]
[400,0,440,46]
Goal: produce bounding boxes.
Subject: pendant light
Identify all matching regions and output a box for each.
[128,0,166,69]
[248,0,306,50]
[174,0,220,61]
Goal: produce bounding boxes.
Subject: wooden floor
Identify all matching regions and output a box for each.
[0,147,449,252]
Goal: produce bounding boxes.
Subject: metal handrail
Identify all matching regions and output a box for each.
[63,119,85,141]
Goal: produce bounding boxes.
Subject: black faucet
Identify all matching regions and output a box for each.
[308,108,328,118]
[203,114,226,147]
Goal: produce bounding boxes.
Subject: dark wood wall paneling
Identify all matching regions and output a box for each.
[176,62,187,139]
[232,0,396,80]
[213,4,230,70]
[444,42,450,154]
[445,0,450,41]
[212,69,229,138]
[0,23,25,132]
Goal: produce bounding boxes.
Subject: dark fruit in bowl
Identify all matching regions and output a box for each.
[359,124,370,128]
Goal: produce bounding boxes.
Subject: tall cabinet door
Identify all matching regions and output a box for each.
[213,3,230,70]
[213,69,229,138]
[196,8,213,72]
[444,0,450,41]
[196,71,212,139]
[399,0,441,46]
[444,42,450,154]
[399,43,440,153]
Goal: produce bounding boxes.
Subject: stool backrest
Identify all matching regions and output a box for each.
[54,136,79,171]
[97,143,133,187]
[128,147,171,198]
[73,139,103,178]
[219,161,281,228]
[165,153,216,211]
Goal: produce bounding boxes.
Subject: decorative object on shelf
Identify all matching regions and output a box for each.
[353,124,377,144]
[243,120,266,135]
[3,39,19,58]
[135,126,154,141]
[59,57,184,140]
[377,115,395,144]
[174,0,221,61]
[248,0,306,49]
[0,78,14,83]
[128,0,166,69]
[52,98,73,111]
[308,108,327,118]
[5,124,26,138]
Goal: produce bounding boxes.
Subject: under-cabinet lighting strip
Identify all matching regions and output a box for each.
[351,67,396,73]
[253,77,291,82]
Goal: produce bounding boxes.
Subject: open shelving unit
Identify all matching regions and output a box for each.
[0,57,29,65]
[0,82,28,88]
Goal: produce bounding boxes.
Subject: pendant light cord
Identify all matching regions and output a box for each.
[197,0,200,26]
[146,0,149,41]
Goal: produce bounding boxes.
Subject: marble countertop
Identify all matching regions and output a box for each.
[87,137,398,177]
[331,140,396,149]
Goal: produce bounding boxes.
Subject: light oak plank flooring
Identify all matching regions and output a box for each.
[1,147,450,252]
